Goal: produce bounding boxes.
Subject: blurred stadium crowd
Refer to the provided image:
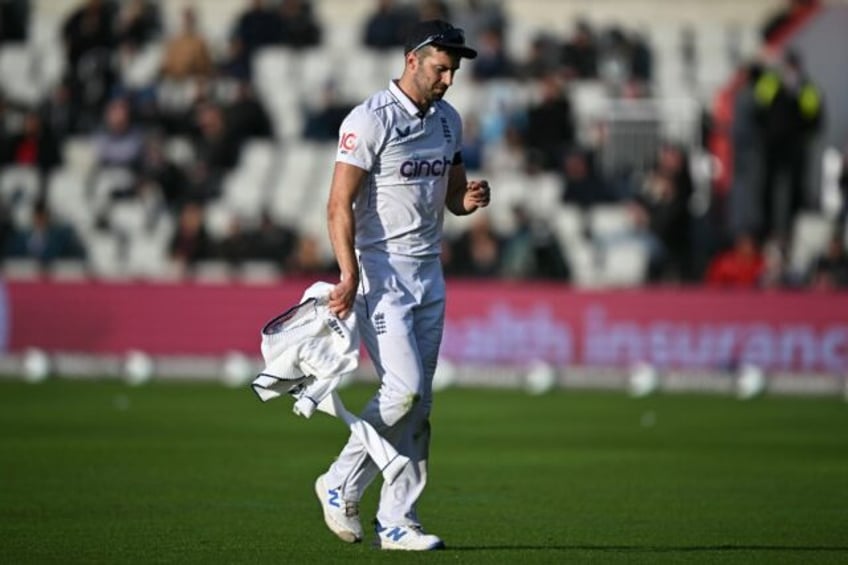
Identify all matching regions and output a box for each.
[0,0,846,289]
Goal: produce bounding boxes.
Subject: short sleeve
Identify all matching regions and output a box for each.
[336,105,385,172]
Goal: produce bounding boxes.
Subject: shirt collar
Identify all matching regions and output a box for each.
[389,80,435,119]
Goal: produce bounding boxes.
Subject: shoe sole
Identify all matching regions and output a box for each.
[375,540,446,551]
[314,476,362,544]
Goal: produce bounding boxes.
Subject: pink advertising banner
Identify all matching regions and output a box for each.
[5,280,847,373]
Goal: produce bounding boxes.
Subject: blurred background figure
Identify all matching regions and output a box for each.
[705,231,765,288]
[728,61,764,237]
[277,0,321,48]
[160,5,214,81]
[61,0,117,128]
[4,199,85,265]
[631,143,695,282]
[446,213,502,278]
[192,101,239,174]
[560,148,616,209]
[301,80,354,141]
[224,81,274,143]
[362,0,414,50]
[226,0,282,80]
[169,201,212,272]
[5,110,62,189]
[115,0,162,58]
[501,205,568,280]
[560,19,598,80]
[753,49,824,240]
[523,74,575,171]
[93,97,144,170]
[471,27,512,81]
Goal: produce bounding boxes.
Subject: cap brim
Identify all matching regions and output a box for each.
[434,42,478,59]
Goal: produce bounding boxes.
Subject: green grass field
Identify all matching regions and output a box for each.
[1,379,847,564]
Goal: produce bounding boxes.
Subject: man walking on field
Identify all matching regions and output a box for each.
[316,19,491,551]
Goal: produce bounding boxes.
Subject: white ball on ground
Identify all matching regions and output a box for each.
[221,351,253,388]
[524,360,557,395]
[124,350,154,386]
[22,348,51,384]
[736,363,766,400]
[628,361,659,398]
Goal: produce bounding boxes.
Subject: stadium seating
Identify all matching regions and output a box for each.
[788,212,835,279]
[2,0,836,288]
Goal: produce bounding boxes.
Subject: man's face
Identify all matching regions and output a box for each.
[410,47,461,105]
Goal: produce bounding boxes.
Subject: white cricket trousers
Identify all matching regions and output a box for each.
[324,251,445,527]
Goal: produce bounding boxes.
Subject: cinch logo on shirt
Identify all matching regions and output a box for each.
[399,157,451,178]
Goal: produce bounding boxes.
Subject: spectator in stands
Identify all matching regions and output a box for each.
[115,0,161,53]
[809,231,848,290]
[225,80,274,142]
[169,201,212,270]
[705,231,765,288]
[560,148,616,208]
[446,213,502,277]
[226,0,283,80]
[362,0,414,50]
[753,49,823,240]
[192,101,240,172]
[5,111,62,191]
[0,0,29,43]
[471,27,512,81]
[183,161,222,203]
[598,26,634,89]
[286,233,335,276]
[39,80,83,140]
[523,73,575,171]
[160,6,214,80]
[728,61,764,236]
[4,199,85,264]
[632,143,695,282]
[61,0,116,75]
[61,0,118,129]
[519,33,559,80]
[277,0,322,48]
[460,114,484,171]
[628,31,653,84]
[560,19,598,80]
[454,0,506,46]
[248,211,298,268]
[93,96,144,169]
[302,80,354,142]
[215,215,253,265]
[500,204,569,280]
[480,120,524,174]
[137,132,188,210]
[417,0,451,21]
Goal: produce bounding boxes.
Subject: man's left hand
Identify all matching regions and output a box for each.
[464,180,491,212]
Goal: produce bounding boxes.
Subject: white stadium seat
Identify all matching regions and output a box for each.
[788,212,834,278]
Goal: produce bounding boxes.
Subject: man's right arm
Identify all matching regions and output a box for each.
[327,161,368,318]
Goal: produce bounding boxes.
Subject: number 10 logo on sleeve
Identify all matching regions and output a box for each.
[340,132,357,151]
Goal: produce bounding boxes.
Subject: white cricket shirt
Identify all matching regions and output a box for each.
[335,80,464,258]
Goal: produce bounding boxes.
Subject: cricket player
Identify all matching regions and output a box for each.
[316,20,491,551]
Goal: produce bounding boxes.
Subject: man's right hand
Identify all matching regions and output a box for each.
[329,275,358,319]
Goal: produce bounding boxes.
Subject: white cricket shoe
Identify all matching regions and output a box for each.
[314,474,363,543]
[373,520,445,551]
